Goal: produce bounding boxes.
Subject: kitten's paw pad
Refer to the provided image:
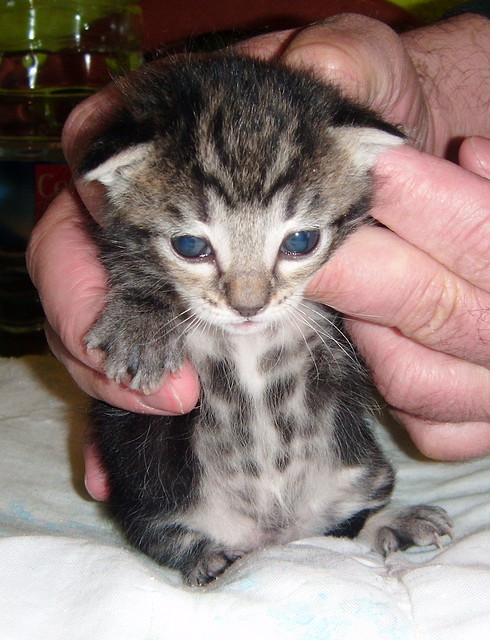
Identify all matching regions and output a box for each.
[376,505,453,555]
[184,550,244,587]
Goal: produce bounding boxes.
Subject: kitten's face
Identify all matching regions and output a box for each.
[85,133,395,336]
[82,57,403,335]
[156,186,328,335]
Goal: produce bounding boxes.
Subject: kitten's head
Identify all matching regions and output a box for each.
[81,55,404,334]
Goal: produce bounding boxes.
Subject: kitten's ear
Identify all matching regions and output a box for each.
[82,143,153,189]
[336,127,405,170]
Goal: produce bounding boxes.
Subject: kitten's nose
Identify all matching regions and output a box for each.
[223,270,270,318]
[233,304,264,318]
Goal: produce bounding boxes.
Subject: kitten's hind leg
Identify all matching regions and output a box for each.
[358,504,453,555]
[182,547,245,587]
[129,521,244,587]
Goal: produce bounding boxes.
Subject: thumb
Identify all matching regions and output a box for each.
[241,15,414,118]
[280,14,406,108]
[61,84,124,225]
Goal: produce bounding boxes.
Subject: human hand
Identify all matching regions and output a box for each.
[240,12,489,157]
[241,14,490,460]
[307,139,490,461]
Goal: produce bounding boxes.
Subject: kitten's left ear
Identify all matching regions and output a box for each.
[336,127,405,170]
[82,142,153,190]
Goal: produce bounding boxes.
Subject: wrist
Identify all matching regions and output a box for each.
[401,13,490,157]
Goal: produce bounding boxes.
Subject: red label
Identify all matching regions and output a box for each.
[34,163,72,220]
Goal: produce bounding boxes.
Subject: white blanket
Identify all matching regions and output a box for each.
[1,355,489,639]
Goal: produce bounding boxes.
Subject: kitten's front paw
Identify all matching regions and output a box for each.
[86,313,183,393]
[376,505,453,555]
[184,550,244,587]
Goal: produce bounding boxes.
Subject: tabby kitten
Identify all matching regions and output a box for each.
[81,55,452,586]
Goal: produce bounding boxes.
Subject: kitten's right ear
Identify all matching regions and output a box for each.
[335,126,405,171]
[82,143,153,189]
[78,100,154,194]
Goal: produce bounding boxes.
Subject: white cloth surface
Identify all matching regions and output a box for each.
[1,355,489,639]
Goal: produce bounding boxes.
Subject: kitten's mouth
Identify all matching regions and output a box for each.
[224,319,267,335]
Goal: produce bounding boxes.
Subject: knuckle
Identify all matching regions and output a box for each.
[401,270,490,367]
[374,356,434,415]
[403,272,464,346]
[315,13,396,39]
[281,16,397,89]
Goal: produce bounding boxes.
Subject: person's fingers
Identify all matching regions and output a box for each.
[307,145,490,366]
[392,412,490,461]
[372,145,490,288]
[279,15,409,108]
[239,14,430,150]
[240,14,404,104]
[345,319,490,423]
[459,136,490,179]
[308,224,490,368]
[83,438,110,501]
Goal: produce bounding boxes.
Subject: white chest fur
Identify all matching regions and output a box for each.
[182,323,370,550]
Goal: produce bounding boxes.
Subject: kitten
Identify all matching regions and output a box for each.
[80,55,452,586]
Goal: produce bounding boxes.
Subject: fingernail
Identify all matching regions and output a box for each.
[470,136,490,178]
[134,373,186,415]
[84,474,106,501]
[167,374,185,414]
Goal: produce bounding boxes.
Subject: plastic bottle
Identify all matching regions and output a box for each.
[0,0,143,354]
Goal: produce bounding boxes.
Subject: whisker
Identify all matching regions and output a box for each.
[296,301,362,368]
[150,308,194,345]
[175,312,203,343]
[284,308,320,381]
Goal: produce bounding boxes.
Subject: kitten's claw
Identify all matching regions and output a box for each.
[376,505,453,555]
[85,319,183,394]
[184,550,244,587]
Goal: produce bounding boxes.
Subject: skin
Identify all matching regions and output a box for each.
[26,13,490,499]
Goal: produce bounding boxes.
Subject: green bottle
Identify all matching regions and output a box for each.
[0,0,143,353]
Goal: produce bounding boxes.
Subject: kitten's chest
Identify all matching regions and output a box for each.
[185,326,306,411]
[185,325,310,463]
[181,324,370,549]
[188,329,331,485]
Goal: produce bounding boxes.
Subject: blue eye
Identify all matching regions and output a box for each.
[171,236,212,259]
[280,230,320,256]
